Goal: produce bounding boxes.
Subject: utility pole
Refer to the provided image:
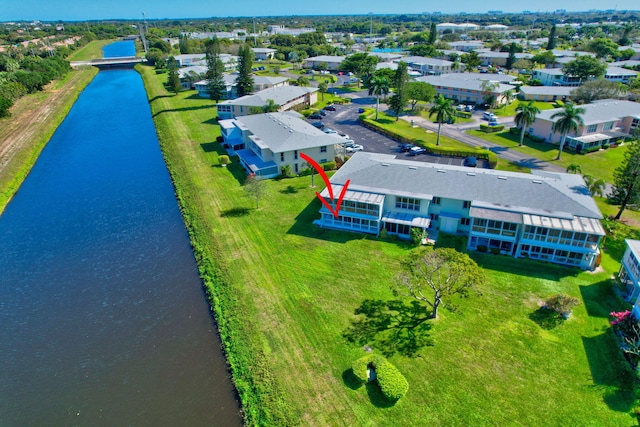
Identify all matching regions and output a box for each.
[140,12,148,53]
[369,13,373,44]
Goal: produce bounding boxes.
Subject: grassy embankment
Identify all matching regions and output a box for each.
[139,64,636,426]
[0,61,98,213]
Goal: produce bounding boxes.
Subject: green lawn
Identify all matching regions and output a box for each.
[139,66,636,426]
[468,129,629,183]
[67,39,116,61]
[493,99,557,117]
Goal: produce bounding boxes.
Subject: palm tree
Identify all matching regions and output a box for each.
[368,75,390,120]
[583,174,606,197]
[262,99,280,113]
[514,101,541,147]
[566,163,582,174]
[429,95,456,146]
[551,103,585,160]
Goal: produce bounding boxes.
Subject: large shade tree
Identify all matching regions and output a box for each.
[551,103,585,160]
[368,74,390,120]
[514,101,541,146]
[428,95,456,146]
[406,81,435,111]
[393,247,486,319]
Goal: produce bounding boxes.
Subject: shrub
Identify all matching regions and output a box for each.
[322,161,336,171]
[602,143,610,149]
[456,111,472,118]
[350,354,409,401]
[218,155,230,166]
[545,293,580,317]
[479,123,505,133]
[487,152,498,169]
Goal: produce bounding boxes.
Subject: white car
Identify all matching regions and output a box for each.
[346,144,364,152]
[323,128,337,134]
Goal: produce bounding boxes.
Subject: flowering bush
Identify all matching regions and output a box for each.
[610,310,636,336]
[610,310,640,367]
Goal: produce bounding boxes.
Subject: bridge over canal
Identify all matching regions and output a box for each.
[70,56,147,69]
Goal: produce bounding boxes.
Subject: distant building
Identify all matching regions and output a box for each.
[216,85,318,119]
[252,48,277,61]
[415,73,516,105]
[529,99,640,150]
[399,56,454,75]
[303,55,346,71]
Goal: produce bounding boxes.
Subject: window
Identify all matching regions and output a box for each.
[463,201,471,209]
[320,159,327,164]
[294,163,299,173]
[430,213,439,221]
[396,197,420,211]
[603,121,615,131]
[280,153,285,162]
[587,124,597,133]
[294,150,298,160]
[461,218,470,226]
[432,197,441,205]
[320,146,327,153]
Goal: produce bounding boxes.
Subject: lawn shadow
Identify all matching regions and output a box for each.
[221,207,251,217]
[280,185,299,194]
[343,299,434,358]
[365,382,400,408]
[152,104,215,118]
[528,307,564,330]
[582,333,636,413]
[342,368,363,390]
[473,253,581,280]
[149,94,174,103]
[580,279,624,319]
[341,368,400,408]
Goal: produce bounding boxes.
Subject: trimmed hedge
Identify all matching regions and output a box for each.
[479,123,505,133]
[322,161,336,171]
[456,111,472,119]
[351,354,409,401]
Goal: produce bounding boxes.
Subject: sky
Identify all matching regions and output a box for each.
[2,0,639,22]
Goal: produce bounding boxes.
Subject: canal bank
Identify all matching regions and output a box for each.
[137,65,295,425]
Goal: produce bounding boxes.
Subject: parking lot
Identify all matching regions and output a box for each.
[309,100,486,168]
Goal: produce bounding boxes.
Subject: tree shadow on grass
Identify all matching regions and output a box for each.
[343,299,434,358]
[280,185,298,194]
[221,207,251,217]
[528,307,564,330]
[341,368,400,408]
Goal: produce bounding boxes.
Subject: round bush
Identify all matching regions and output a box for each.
[350,354,409,400]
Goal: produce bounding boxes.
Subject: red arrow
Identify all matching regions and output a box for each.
[300,153,350,218]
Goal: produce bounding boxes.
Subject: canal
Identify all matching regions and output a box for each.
[0,41,242,426]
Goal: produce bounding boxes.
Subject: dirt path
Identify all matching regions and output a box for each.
[0,67,97,209]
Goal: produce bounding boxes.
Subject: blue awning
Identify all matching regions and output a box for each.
[439,211,462,219]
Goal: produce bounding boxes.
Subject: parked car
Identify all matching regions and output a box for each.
[323,105,337,111]
[338,132,350,140]
[408,146,426,156]
[308,113,323,120]
[465,105,474,112]
[464,156,477,167]
[488,119,499,126]
[483,112,497,120]
[456,105,464,111]
[323,128,337,134]
[311,121,325,129]
[346,144,364,152]
[320,109,327,116]
[400,143,416,152]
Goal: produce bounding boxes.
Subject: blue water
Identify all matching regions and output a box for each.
[0,41,241,426]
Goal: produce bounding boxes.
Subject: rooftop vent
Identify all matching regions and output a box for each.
[467,172,476,176]
[381,163,390,167]
[409,166,417,170]
[437,169,446,173]
[498,176,507,180]
[532,180,542,184]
